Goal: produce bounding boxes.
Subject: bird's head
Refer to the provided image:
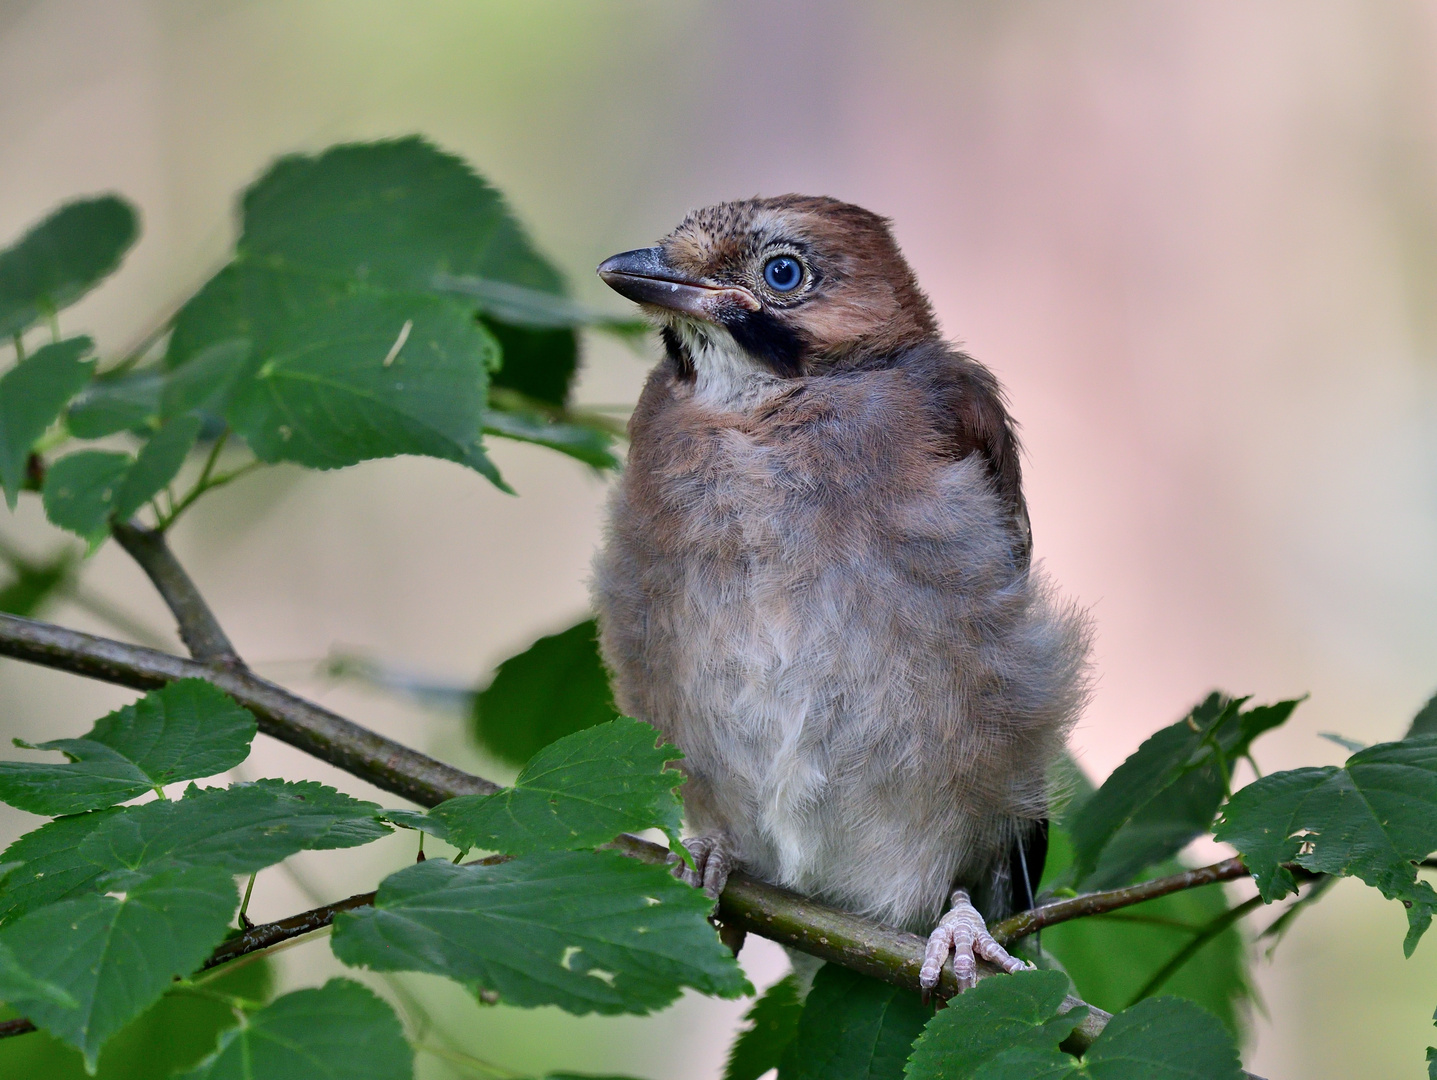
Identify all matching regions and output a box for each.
[597,196,937,388]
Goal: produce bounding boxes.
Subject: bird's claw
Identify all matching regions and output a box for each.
[919,888,1030,996]
[668,835,732,899]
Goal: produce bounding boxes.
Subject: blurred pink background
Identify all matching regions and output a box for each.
[2,2,1435,1076]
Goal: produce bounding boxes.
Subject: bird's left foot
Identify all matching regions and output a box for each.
[919,888,1030,995]
[669,834,732,899]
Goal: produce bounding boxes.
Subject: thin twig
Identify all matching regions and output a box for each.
[202,890,377,969]
[109,522,241,666]
[989,857,1263,945]
[1125,893,1266,1007]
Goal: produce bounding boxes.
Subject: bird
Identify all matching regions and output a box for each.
[590,195,1090,994]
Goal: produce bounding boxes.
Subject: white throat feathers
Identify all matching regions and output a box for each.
[671,319,785,411]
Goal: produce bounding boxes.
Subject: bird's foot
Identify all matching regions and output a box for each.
[669,835,732,899]
[919,888,1030,996]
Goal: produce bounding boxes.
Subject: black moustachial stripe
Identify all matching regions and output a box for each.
[724,309,807,378]
[661,325,695,381]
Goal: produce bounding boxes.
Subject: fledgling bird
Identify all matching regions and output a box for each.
[591,196,1090,992]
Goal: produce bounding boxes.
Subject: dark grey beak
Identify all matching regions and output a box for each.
[597,247,759,321]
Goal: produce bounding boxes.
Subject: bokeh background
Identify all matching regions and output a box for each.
[2,1,1436,1076]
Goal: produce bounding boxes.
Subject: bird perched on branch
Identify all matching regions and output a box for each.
[592,196,1090,993]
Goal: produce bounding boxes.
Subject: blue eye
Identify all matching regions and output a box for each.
[763,255,803,292]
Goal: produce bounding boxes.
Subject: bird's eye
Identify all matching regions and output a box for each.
[763,255,803,292]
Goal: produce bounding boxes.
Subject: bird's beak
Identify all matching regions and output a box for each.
[597,247,760,321]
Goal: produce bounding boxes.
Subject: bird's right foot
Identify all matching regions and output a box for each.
[669,835,732,899]
[919,888,1030,995]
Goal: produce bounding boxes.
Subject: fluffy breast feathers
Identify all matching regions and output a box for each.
[591,342,1090,930]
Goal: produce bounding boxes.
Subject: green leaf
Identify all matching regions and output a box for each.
[483,404,618,470]
[330,849,751,1014]
[0,196,138,339]
[1079,996,1244,1080]
[0,863,237,1070]
[224,290,499,477]
[178,979,412,1080]
[0,742,151,817]
[0,809,123,926]
[1040,868,1250,1035]
[0,954,271,1080]
[1077,768,1225,891]
[904,976,1241,1080]
[234,137,563,299]
[112,415,202,520]
[473,619,621,767]
[42,450,131,540]
[1042,779,1250,1033]
[1410,690,1437,739]
[431,717,683,856]
[165,138,583,481]
[0,781,386,926]
[1215,734,1437,954]
[78,779,390,878]
[380,808,453,844]
[482,319,577,406]
[723,975,803,1080]
[0,337,96,506]
[160,339,251,420]
[0,680,257,815]
[904,969,1083,1080]
[0,938,75,1008]
[0,544,74,616]
[68,372,163,439]
[1068,694,1299,888]
[777,964,929,1080]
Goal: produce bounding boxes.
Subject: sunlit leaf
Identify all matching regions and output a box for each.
[0,197,138,339]
[330,850,750,1014]
[473,618,621,767]
[0,864,236,1070]
[0,337,95,506]
[1215,734,1437,955]
[778,965,928,1080]
[431,717,683,855]
[178,979,412,1080]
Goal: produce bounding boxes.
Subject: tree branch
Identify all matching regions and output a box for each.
[109,522,240,666]
[990,856,1260,944]
[0,608,1279,1067]
[0,612,496,806]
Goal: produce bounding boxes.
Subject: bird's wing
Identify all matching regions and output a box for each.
[940,350,1033,569]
